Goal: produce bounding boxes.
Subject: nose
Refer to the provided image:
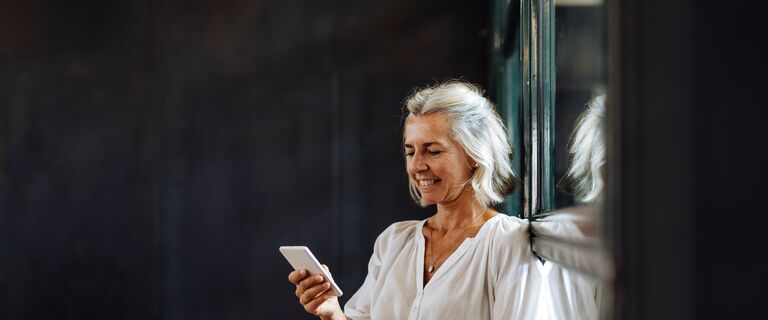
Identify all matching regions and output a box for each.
[408,152,429,174]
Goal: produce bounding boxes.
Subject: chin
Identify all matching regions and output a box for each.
[419,195,441,206]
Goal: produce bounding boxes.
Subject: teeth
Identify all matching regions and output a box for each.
[419,180,437,186]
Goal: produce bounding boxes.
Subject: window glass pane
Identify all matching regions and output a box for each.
[531,0,611,318]
[553,0,607,208]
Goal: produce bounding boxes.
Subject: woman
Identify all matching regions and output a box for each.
[288,81,540,319]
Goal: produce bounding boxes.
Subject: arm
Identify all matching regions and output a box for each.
[319,309,348,320]
[344,224,393,320]
[288,235,383,320]
[490,220,542,320]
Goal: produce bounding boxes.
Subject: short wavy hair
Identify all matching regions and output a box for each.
[403,80,519,207]
[559,94,606,203]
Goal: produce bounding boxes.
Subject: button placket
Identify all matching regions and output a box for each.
[411,290,424,316]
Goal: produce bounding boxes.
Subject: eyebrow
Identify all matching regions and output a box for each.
[403,142,443,148]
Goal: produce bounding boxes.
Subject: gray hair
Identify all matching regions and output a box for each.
[559,95,606,203]
[404,81,519,207]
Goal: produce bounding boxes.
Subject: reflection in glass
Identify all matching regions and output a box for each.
[558,95,605,205]
[532,0,610,319]
[535,97,609,319]
[553,0,607,208]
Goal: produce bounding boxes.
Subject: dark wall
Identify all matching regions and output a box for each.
[0,1,489,319]
[611,0,768,319]
[693,1,768,318]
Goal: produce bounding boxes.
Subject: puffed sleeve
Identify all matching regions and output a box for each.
[343,231,384,320]
[488,218,542,320]
[546,263,602,320]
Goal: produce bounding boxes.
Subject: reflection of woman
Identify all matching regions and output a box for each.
[287,81,540,319]
[547,94,606,320]
[559,94,605,204]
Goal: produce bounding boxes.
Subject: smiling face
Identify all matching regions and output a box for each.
[404,113,475,206]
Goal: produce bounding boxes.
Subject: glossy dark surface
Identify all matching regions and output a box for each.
[0,1,489,318]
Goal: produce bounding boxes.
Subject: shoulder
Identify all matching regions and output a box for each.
[373,220,422,252]
[382,219,422,235]
[485,214,530,250]
[487,214,529,237]
[483,215,534,284]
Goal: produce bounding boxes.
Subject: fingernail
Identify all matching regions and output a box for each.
[315,275,323,281]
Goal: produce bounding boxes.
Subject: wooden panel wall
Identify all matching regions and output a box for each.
[0,1,489,318]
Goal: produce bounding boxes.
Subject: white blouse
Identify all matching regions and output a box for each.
[344,214,542,320]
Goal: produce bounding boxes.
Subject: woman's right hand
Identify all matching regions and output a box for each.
[288,267,345,320]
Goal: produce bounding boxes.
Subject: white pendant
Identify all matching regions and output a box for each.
[428,265,434,273]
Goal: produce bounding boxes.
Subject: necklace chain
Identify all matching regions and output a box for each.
[427,207,490,273]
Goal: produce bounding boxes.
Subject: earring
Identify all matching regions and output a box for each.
[473,163,479,168]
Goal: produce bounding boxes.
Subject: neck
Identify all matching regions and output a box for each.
[433,192,488,230]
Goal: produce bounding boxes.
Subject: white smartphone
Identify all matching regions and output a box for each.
[279,246,343,297]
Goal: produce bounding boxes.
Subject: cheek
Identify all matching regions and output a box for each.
[405,160,414,175]
[441,169,471,185]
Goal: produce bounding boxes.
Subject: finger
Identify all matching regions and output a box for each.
[288,269,307,284]
[298,274,324,292]
[298,275,324,302]
[296,274,322,298]
[305,292,336,313]
[300,281,331,304]
[295,286,303,299]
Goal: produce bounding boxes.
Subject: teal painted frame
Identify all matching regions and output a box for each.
[538,0,556,213]
[491,0,556,218]
[490,0,524,218]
